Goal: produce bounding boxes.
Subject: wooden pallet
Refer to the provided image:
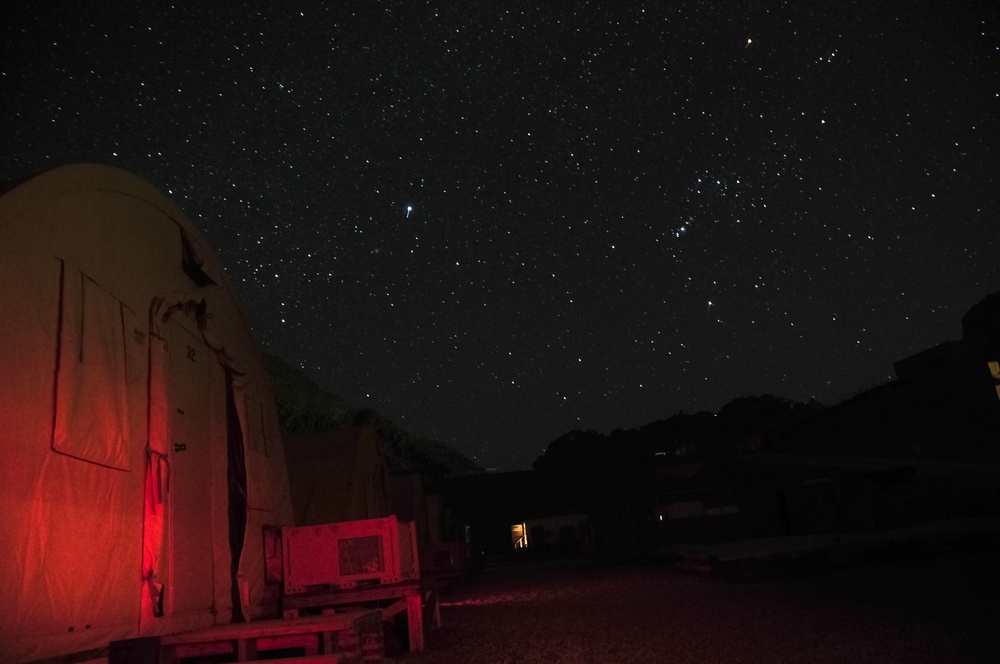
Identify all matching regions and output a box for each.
[283,581,440,654]
[158,611,382,663]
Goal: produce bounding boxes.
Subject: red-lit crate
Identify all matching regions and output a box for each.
[283,517,419,595]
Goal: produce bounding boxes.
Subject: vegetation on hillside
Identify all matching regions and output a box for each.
[262,353,483,476]
[533,394,826,472]
[262,353,354,433]
[532,294,1000,472]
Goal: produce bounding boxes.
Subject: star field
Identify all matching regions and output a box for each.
[2,2,997,470]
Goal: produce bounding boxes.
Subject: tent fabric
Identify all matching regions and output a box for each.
[0,165,294,662]
[285,426,392,526]
[52,263,135,470]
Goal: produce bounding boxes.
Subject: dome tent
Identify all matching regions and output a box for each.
[0,164,293,661]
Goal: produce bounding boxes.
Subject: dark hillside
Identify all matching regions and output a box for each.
[262,353,482,476]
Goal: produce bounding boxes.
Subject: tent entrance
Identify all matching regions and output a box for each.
[166,320,215,615]
[225,369,248,622]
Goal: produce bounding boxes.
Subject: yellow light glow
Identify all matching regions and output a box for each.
[510,523,529,549]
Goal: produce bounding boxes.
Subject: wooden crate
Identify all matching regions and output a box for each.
[158,610,382,663]
[283,517,419,594]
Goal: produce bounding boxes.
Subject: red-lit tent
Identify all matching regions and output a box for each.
[0,164,294,661]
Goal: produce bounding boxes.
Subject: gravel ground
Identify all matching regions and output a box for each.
[391,549,1000,664]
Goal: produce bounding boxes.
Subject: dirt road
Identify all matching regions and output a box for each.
[395,550,999,663]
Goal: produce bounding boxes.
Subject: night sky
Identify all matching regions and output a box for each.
[2,2,997,470]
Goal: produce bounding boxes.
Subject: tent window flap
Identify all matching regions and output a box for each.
[52,264,133,470]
